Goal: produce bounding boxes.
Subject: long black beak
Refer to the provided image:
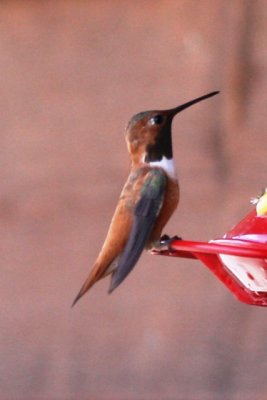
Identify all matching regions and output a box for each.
[169,91,219,116]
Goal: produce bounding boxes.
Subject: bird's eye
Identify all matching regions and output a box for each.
[149,114,164,125]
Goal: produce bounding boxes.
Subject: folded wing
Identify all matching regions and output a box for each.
[109,168,167,293]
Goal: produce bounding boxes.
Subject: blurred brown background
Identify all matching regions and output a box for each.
[1,1,267,399]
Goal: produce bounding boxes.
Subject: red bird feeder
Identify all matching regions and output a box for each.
[154,208,267,306]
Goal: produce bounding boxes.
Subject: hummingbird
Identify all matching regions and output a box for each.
[72,91,219,306]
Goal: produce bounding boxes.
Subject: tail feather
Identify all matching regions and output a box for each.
[71,258,118,307]
[71,275,96,307]
[71,263,102,307]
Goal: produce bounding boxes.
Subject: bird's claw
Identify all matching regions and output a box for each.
[160,234,182,246]
[159,234,171,244]
[151,234,182,253]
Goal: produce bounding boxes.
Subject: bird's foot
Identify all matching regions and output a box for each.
[151,234,182,253]
[160,234,182,245]
[159,234,171,244]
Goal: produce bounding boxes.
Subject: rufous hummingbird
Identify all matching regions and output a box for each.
[72,91,219,306]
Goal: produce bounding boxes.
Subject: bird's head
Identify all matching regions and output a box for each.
[125,91,219,165]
